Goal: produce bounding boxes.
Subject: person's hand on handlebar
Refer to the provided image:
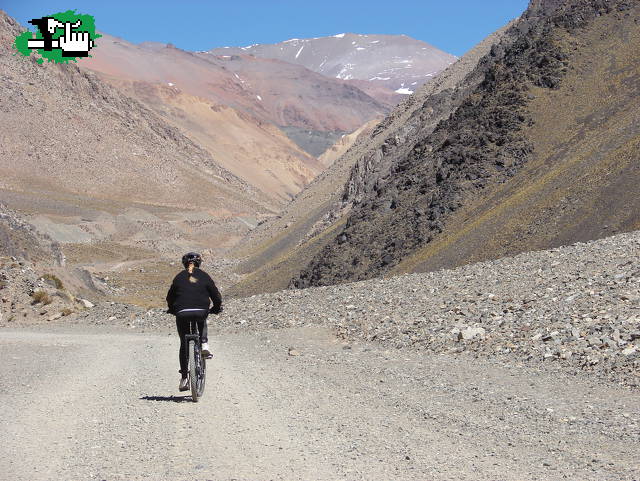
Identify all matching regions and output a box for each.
[209,305,223,315]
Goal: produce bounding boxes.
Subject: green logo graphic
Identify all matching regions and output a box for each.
[14,10,101,64]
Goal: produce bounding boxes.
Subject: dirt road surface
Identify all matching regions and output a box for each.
[0,325,638,481]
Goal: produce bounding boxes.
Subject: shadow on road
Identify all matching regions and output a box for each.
[140,395,192,403]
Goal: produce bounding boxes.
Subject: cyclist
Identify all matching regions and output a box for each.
[166,252,222,391]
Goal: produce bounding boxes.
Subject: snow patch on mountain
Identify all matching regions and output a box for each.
[337,63,356,80]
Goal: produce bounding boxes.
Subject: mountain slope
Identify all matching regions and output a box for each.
[399,3,640,275]
[0,204,63,265]
[102,77,323,203]
[209,33,457,96]
[0,12,265,213]
[292,0,640,288]
[318,118,382,168]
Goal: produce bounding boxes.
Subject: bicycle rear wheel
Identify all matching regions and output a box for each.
[188,340,206,402]
[188,340,199,402]
[198,351,206,397]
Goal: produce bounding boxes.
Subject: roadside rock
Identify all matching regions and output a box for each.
[462,327,486,340]
[78,299,94,309]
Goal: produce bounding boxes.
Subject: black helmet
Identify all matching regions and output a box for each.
[181,252,202,269]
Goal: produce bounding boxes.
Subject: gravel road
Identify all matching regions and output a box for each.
[1,324,638,481]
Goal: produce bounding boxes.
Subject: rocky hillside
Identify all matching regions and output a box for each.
[225,229,640,387]
[0,204,62,266]
[104,78,323,203]
[288,0,640,288]
[0,204,115,323]
[0,10,280,306]
[209,33,457,97]
[0,11,266,214]
[318,119,382,168]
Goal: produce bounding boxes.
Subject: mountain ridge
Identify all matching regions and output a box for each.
[208,32,457,96]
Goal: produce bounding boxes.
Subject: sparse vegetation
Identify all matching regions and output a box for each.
[56,290,73,302]
[61,308,74,316]
[42,273,64,290]
[31,289,52,305]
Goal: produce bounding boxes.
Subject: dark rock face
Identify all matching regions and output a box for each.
[292,0,634,289]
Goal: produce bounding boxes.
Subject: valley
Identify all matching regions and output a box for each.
[1,2,639,480]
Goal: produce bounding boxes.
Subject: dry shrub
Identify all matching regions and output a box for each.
[56,290,73,302]
[42,274,64,290]
[61,308,74,316]
[31,290,52,305]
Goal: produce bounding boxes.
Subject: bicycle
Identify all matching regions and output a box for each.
[185,318,207,402]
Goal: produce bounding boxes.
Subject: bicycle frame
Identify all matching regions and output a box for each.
[184,319,201,345]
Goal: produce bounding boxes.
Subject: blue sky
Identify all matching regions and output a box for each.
[3,1,529,56]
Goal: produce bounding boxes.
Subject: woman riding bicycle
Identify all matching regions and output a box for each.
[166,252,222,391]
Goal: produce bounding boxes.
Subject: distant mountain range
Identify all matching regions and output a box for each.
[82,33,387,201]
[207,33,456,96]
[89,34,387,134]
[79,31,455,200]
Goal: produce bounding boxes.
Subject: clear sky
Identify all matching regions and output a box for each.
[3,1,530,56]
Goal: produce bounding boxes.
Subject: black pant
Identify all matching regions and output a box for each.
[175,311,208,375]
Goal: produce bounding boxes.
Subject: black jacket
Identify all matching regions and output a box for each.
[166,268,222,314]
